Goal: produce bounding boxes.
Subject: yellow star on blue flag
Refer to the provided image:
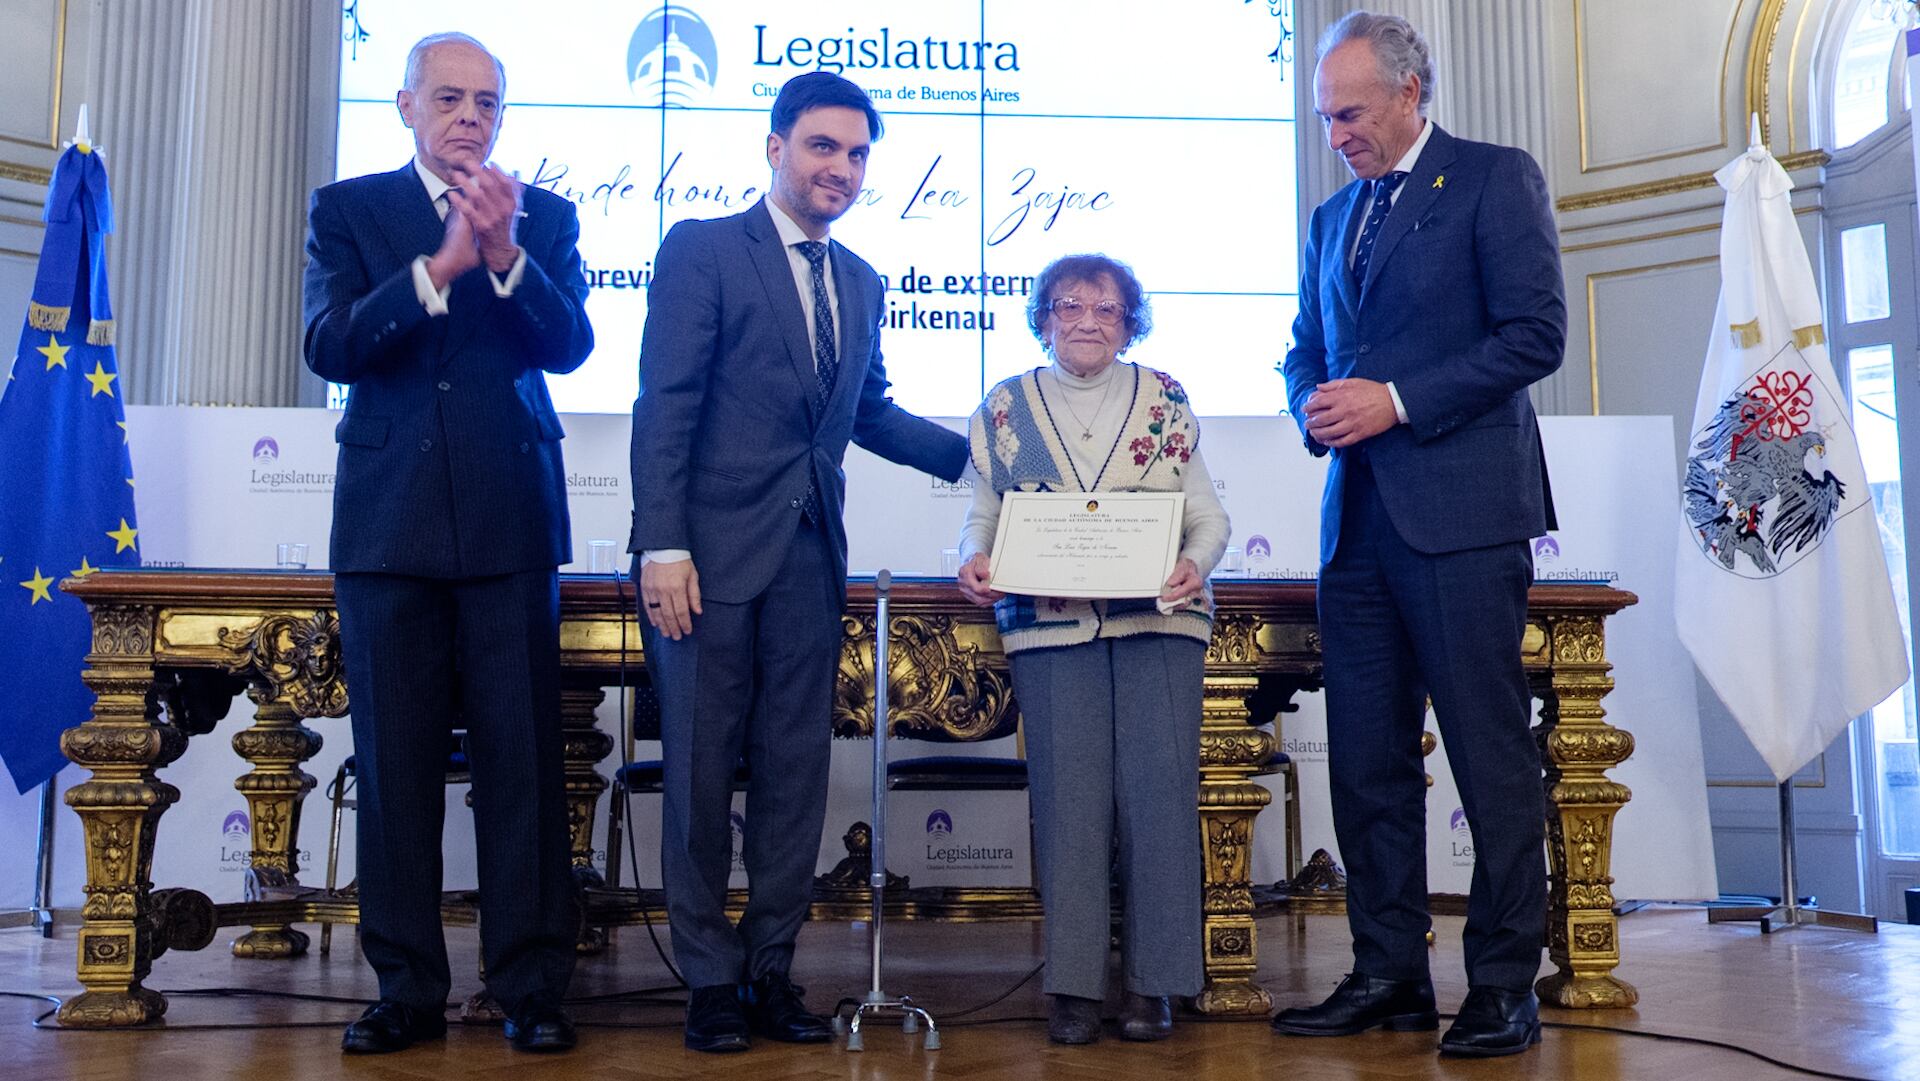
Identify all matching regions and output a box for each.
[36,334,69,370]
[0,140,139,793]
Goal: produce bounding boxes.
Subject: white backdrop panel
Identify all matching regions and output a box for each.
[2,407,1713,911]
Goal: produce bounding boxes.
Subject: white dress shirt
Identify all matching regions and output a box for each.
[1345,119,1433,426]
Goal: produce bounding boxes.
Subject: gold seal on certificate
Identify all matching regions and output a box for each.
[987,491,1185,598]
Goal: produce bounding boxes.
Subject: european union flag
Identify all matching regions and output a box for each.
[0,142,139,793]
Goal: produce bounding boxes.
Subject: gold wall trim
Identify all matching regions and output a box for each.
[1576,0,1741,173]
[1746,0,1790,147]
[0,213,45,229]
[0,0,68,151]
[1557,148,1830,212]
[1584,254,1720,413]
[1786,0,1817,153]
[0,160,53,185]
[1561,203,1817,253]
[0,246,40,260]
[1564,221,1721,254]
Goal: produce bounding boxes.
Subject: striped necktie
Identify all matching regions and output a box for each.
[1350,170,1409,286]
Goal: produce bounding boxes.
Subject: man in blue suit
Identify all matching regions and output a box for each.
[629,72,967,1053]
[303,32,591,1056]
[1271,12,1563,1059]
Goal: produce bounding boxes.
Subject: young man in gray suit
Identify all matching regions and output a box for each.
[1272,11,1564,1059]
[304,32,591,1056]
[628,72,968,1053]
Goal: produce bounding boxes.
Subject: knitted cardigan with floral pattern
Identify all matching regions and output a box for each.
[966,362,1214,654]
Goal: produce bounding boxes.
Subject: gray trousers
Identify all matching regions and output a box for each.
[1009,633,1206,1000]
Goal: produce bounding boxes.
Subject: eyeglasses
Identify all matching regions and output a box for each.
[1048,297,1126,326]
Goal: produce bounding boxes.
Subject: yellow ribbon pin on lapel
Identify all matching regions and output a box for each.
[1432,175,1446,189]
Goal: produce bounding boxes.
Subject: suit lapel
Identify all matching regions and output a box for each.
[1360,123,1459,301]
[744,201,821,425]
[823,239,867,418]
[1331,182,1368,315]
[364,163,453,361]
[369,162,446,273]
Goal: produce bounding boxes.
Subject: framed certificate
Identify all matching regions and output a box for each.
[987,491,1185,598]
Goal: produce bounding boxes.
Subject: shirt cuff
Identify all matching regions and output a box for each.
[1386,380,1409,425]
[641,549,691,565]
[488,248,527,298]
[411,256,451,316]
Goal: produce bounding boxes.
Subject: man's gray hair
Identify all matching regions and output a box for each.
[1318,10,1433,112]
[403,32,507,97]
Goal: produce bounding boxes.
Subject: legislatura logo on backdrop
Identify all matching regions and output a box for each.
[923,807,1013,868]
[629,6,721,105]
[729,809,747,871]
[219,809,250,872]
[1245,534,1272,565]
[248,435,334,493]
[1449,806,1474,863]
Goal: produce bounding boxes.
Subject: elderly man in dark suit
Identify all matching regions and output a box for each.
[629,72,967,1053]
[1271,11,1564,1059]
[303,31,591,1056]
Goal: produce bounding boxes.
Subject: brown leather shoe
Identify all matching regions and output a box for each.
[1119,992,1172,1041]
[1047,994,1102,1045]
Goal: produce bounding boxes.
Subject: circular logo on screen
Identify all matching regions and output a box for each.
[629,6,719,105]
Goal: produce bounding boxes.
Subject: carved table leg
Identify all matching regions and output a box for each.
[561,679,613,952]
[57,604,180,1026]
[1532,616,1638,1009]
[1194,673,1274,1016]
[215,609,347,958]
[230,687,322,957]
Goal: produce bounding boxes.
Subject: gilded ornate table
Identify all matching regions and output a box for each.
[54,570,1637,1026]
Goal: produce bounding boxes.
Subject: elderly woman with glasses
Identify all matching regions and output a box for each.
[955,253,1230,1045]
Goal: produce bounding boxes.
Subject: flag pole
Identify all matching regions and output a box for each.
[1684,114,1891,935]
[1707,779,1878,933]
[32,779,56,936]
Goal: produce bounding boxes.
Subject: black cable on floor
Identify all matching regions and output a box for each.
[1533,1017,1881,1081]
[612,565,689,992]
[2,983,1895,1077]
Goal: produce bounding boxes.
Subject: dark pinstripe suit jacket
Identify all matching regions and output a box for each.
[1284,125,1563,564]
[627,199,966,605]
[303,162,593,578]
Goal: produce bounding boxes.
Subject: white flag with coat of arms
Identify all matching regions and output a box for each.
[1673,126,1909,783]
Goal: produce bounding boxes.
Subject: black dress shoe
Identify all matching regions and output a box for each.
[505,999,577,1053]
[1119,992,1172,1041]
[1439,987,1541,1057]
[1047,995,1102,1045]
[341,1000,447,1054]
[743,973,832,1043]
[685,984,751,1053]
[1271,972,1439,1036]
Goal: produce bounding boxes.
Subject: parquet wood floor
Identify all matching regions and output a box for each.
[3,908,1915,1080]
